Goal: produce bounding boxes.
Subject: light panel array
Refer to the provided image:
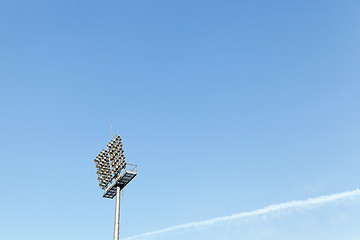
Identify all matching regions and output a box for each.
[94,135,126,190]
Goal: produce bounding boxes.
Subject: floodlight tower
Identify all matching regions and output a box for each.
[93,135,137,240]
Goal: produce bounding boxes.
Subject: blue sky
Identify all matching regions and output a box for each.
[1,0,360,239]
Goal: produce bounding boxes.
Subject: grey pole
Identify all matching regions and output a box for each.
[113,186,121,240]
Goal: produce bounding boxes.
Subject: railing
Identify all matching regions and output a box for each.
[125,163,137,173]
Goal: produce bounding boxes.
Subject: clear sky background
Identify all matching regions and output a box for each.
[1,0,360,240]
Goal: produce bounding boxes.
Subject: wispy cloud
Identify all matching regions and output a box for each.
[122,189,360,240]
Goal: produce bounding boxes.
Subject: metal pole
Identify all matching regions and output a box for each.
[113,185,121,240]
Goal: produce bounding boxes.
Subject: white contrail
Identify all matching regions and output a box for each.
[122,189,360,240]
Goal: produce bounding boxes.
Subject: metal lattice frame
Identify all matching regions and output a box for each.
[93,135,136,195]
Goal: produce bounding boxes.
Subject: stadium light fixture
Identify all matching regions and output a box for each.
[93,135,137,240]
